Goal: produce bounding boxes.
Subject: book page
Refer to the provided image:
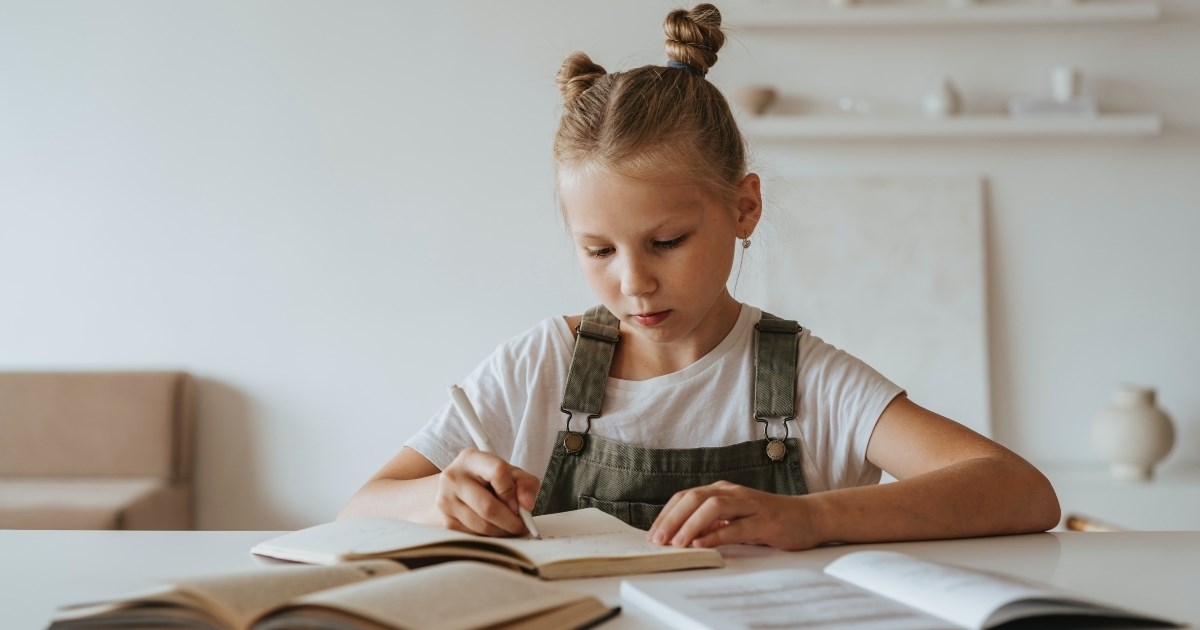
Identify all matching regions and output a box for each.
[52,560,405,629]
[825,550,1178,629]
[170,560,405,627]
[824,551,1073,629]
[270,562,594,630]
[621,568,954,630]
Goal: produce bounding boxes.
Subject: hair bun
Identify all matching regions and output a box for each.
[557,52,607,109]
[664,3,724,75]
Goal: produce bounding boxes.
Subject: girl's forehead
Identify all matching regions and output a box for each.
[558,166,708,213]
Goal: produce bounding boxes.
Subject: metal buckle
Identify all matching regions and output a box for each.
[755,414,792,462]
[560,407,599,455]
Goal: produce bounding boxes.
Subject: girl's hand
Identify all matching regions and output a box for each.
[435,448,540,537]
[647,481,823,550]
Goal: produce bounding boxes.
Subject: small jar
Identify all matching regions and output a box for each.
[1091,385,1175,481]
[922,76,962,118]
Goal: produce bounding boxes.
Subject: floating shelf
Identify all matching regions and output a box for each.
[740,114,1162,140]
[729,1,1160,28]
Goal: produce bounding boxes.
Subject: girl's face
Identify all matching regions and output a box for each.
[559,166,760,350]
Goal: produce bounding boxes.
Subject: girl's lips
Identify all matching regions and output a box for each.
[632,310,671,326]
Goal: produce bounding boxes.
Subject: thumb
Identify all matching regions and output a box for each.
[512,468,541,510]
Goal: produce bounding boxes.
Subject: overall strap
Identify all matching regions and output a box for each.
[560,305,620,420]
[754,312,802,460]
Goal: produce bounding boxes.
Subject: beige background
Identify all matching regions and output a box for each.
[0,1,1196,528]
[743,175,989,437]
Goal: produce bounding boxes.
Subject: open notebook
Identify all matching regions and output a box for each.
[251,507,723,580]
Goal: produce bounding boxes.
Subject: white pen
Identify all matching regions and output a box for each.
[448,384,542,539]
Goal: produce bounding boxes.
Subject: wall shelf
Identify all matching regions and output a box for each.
[740,114,1162,140]
[729,1,1160,28]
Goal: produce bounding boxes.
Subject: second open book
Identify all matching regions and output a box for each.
[620,550,1181,629]
[251,507,723,580]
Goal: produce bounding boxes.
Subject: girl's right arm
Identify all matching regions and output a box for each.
[337,446,540,537]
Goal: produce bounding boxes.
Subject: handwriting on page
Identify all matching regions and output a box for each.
[509,530,678,562]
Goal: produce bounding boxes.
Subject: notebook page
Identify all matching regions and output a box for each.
[252,518,505,564]
[620,568,954,630]
[505,509,715,566]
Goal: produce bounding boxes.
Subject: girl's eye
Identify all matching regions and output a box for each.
[654,235,688,250]
[585,247,614,259]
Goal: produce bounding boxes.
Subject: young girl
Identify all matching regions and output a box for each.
[340,4,1059,551]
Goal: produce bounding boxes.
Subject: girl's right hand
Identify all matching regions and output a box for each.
[435,447,540,536]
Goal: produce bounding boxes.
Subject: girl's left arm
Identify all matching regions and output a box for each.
[648,394,1061,550]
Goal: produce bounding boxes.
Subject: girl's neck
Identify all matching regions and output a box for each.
[610,293,742,381]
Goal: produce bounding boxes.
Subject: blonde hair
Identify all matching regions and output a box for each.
[553,4,747,206]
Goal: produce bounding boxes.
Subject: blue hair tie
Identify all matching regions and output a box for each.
[667,59,706,77]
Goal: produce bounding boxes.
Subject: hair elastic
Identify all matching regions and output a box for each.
[667,59,706,77]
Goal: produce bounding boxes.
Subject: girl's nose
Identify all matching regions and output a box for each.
[619,256,657,297]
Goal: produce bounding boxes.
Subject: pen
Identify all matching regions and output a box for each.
[448,384,542,539]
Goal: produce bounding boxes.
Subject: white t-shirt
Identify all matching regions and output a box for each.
[405,304,904,494]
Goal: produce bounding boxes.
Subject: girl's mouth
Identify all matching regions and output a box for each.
[632,310,671,327]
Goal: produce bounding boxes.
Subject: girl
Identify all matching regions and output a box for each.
[340,4,1060,551]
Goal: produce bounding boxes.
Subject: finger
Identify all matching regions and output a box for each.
[650,488,714,545]
[512,469,541,511]
[692,517,751,548]
[648,491,688,540]
[456,476,526,535]
[446,493,512,537]
[671,494,748,548]
[461,451,530,514]
[441,514,468,533]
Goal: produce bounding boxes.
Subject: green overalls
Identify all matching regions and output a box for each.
[531,305,810,530]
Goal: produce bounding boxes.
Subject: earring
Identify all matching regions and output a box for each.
[742,238,752,249]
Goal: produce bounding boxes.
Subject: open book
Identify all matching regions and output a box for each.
[620,550,1182,629]
[50,559,617,630]
[251,507,723,580]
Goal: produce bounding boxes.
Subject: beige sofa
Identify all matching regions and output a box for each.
[0,371,195,529]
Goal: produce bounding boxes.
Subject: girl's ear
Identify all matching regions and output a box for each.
[734,173,763,239]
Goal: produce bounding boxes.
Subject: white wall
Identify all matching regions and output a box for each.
[2,1,1196,529]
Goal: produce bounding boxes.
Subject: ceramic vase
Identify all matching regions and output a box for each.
[1051,66,1082,103]
[735,86,777,116]
[922,76,962,118]
[1091,385,1175,482]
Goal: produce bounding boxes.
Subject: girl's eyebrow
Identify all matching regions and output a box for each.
[574,215,692,240]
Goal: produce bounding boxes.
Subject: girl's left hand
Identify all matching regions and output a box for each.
[647,480,822,551]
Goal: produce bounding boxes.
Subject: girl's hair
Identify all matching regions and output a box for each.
[553,3,747,206]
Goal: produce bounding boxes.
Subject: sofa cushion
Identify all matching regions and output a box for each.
[0,372,194,481]
[0,477,167,529]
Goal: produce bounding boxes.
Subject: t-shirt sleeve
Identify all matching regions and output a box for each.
[403,339,531,471]
[797,329,905,491]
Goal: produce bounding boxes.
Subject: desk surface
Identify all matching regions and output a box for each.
[1,529,1196,628]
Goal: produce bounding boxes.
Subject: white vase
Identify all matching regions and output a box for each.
[1091,385,1175,482]
[922,76,962,118]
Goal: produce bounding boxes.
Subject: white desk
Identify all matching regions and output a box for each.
[1042,462,1200,531]
[2,530,1197,628]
